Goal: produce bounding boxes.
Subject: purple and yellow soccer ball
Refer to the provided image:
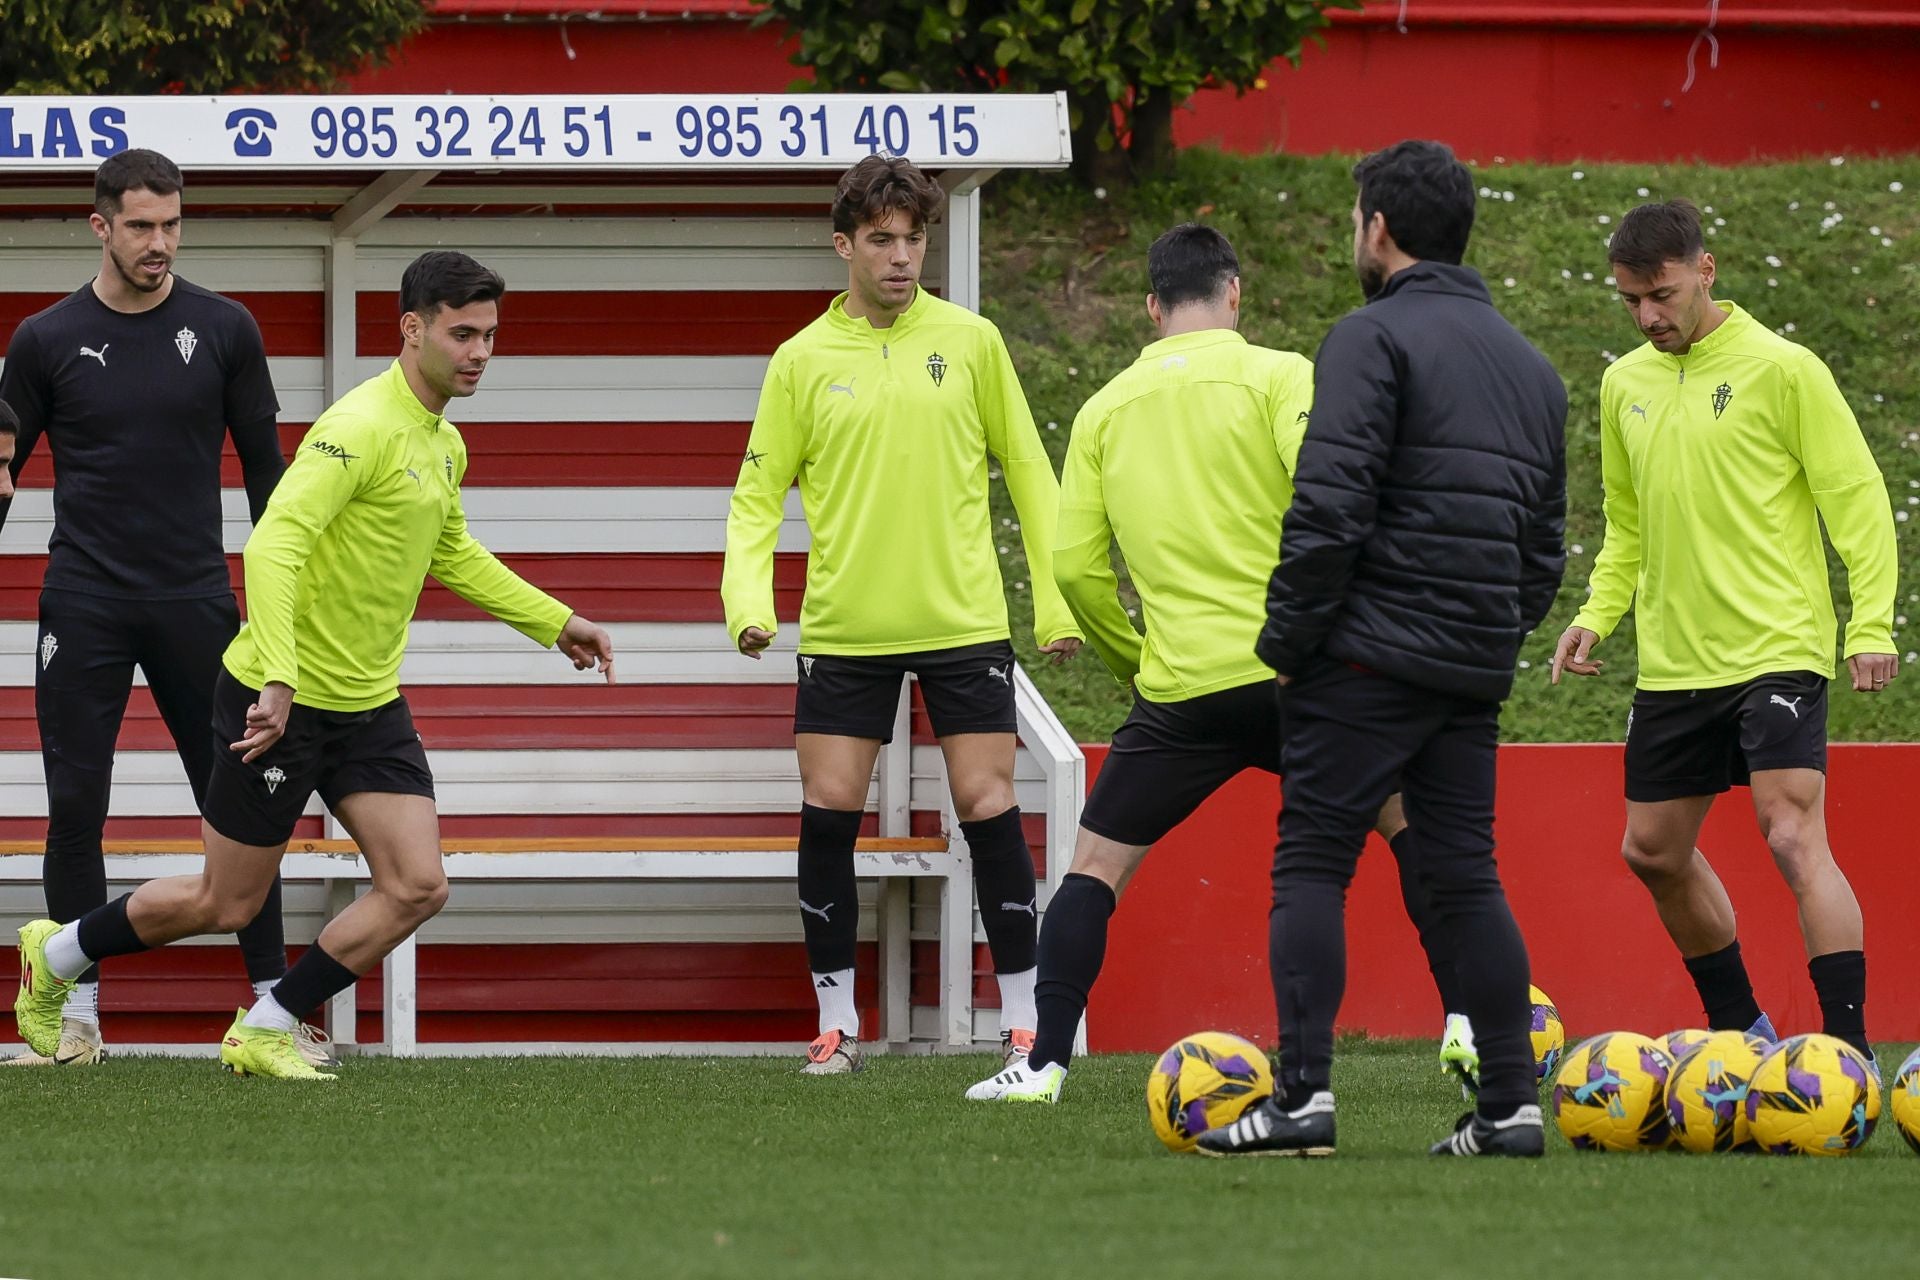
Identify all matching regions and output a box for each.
[1666,1030,1768,1153]
[1890,1046,1920,1156]
[1745,1033,1881,1156]
[1146,1031,1274,1153]
[1551,1031,1675,1151]
[1529,985,1565,1082]
[1663,1028,1715,1065]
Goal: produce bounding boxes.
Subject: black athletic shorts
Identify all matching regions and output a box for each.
[1623,670,1828,803]
[202,670,435,847]
[1080,679,1283,846]
[792,639,1018,742]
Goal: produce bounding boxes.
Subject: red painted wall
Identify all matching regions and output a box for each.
[1087,742,1920,1052]
[353,4,1920,162]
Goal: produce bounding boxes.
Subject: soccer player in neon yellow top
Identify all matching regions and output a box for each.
[13,252,615,1079]
[724,156,1082,1074]
[1551,200,1897,1059]
[965,223,1487,1105]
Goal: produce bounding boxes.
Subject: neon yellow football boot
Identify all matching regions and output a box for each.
[219,1010,338,1081]
[15,920,79,1057]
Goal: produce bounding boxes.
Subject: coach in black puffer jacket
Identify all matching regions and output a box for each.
[1199,142,1569,1162]
[1254,260,1568,702]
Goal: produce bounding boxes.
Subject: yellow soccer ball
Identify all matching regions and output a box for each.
[1551,1031,1675,1151]
[1745,1033,1881,1156]
[1146,1031,1274,1153]
[1662,1028,1715,1065]
[1666,1030,1768,1153]
[1890,1046,1920,1156]
[1529,985,1566,1082]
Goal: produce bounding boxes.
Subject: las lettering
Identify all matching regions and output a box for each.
[0,106,130,160]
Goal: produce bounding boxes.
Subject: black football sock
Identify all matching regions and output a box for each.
[1028,873,1117,1070]
[1808,949,1869,1058]
[269,943,359,1023]
[1682,939,1764,1031]
[1388,829,1467,1017]
[74,894,151,964]
[962,807,1039,975]
[797,803,863,975]
[235,874,289,985]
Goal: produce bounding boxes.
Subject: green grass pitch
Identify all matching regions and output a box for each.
[3,1039,1916,1278]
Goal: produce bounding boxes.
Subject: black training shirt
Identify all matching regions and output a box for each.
[0,277,284,599]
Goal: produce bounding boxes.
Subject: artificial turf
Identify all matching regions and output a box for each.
[3,1039,1916,1279]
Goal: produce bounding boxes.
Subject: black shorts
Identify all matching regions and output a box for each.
[793,640,1018,742]
[1080,679,1283,846]
[1624,670,1828,803]
[202,670,435,847]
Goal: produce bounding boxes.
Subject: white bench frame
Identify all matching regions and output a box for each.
[0,666,1083,1058]
[0,841,966,1058]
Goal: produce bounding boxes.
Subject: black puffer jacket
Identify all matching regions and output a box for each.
[1256,262,1568,702]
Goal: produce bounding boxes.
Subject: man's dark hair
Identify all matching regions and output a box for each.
[1352,140,1476,265]
[831,156,945,236]
[1607,199,1705,275]
[0,397,17,436]
[94,149,183,220]
[1148,223,1239,309]
[399,251,507,321]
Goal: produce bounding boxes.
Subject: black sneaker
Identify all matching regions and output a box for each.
[1195,1091,1336,1158]
[1430,1104,1545,1157]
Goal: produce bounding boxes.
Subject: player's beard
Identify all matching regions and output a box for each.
[109,243,172,294]
[1355,246,1389,301]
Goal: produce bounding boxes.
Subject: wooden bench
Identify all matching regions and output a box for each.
[0,834,972,1057]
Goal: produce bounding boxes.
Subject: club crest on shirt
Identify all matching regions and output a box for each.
[175,327,197,364]
[926,353,947,387]
[1711,381,1733,419]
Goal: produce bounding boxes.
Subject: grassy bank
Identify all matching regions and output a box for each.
[978,151,1919,742]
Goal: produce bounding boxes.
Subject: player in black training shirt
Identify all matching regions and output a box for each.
[0,150,306,1066]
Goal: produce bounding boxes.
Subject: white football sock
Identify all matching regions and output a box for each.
[811,968,858,1036]
[996,966,1037,1032]
[241,991,297,1033]
[65,980,100,1026]
[252,979,278,1003]
[44,921,90,981]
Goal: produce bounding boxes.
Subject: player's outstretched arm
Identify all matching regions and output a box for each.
[428,476,577,655]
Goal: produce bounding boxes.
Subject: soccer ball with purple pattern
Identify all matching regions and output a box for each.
[1662,1027,1715,1065]
[1550,1031,1675,1151]
[1145,1031,1274,1153]
[1529,985,1565,1081]
[1745,1033,1880,1156]
[1665,1030,1767,1153]
[1891,1046,1920,1156]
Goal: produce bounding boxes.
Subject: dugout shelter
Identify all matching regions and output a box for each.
[0,92,1082,1057]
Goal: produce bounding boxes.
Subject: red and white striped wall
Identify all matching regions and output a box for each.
[0,174,1076,1047]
